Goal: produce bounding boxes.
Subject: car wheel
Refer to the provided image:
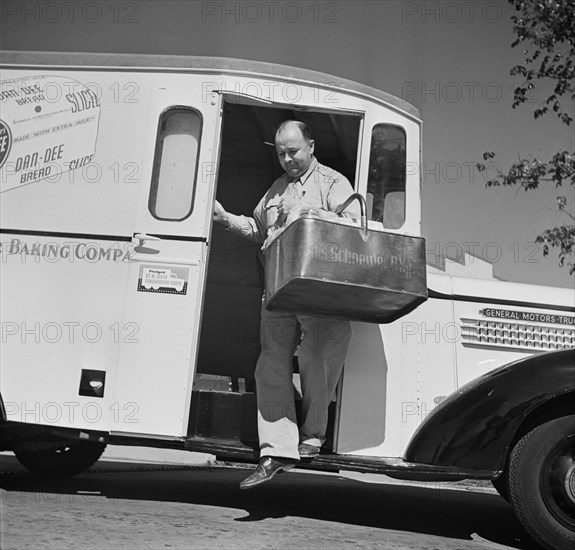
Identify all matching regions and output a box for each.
[508,415,575,550]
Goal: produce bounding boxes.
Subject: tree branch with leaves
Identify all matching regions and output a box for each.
[476,0,575,275]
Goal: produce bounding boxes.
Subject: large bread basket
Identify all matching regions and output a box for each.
[263,194,428,323]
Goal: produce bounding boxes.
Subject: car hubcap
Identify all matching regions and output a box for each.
[542,434,575,530]
[566,463,575,505]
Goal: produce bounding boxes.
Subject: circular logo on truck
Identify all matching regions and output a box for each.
[0,120,12,169]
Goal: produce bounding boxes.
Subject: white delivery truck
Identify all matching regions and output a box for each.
[0,51,573,550]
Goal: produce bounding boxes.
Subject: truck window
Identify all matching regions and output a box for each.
[367,124,406,229]
[149,107,202,221]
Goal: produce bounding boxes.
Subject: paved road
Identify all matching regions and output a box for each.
[1,457,543,550]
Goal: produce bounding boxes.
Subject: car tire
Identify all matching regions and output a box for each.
[508,415,575,550]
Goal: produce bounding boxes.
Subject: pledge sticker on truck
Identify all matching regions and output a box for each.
[137,265,188,295]
[0,75,100,193]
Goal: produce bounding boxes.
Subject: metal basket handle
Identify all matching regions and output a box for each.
[335,193,368,241]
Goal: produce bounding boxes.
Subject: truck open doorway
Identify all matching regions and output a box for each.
[189,98,362,449]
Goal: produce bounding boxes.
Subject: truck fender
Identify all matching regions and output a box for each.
[404,348,575,471]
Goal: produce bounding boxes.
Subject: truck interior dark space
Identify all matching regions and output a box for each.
[189,100,361,444]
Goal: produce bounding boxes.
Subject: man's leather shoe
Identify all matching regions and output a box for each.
[239,457,296,490]
[298,443,320,458]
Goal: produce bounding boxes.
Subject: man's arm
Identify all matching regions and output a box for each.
[326,175,361,220]
[213,200,266,243]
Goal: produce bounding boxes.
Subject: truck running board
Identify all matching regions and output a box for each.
[184,436,498,482]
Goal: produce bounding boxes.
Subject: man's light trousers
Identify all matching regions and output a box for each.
[255,302,352,460]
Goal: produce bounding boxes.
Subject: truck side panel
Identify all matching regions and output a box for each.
[1,68,221,437]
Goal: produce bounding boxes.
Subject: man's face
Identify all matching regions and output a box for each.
[275,125,315,178]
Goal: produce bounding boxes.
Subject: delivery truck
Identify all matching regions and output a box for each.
[0,51,573,550]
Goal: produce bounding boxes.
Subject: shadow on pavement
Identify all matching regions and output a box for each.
[0,455,542,550]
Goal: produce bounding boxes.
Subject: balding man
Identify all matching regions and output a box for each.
[214,120,359,489]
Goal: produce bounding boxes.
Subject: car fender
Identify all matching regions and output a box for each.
[404,348,575,471]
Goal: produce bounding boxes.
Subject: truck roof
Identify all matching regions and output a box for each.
[0,50,421,121]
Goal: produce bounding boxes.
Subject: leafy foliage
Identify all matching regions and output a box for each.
[476,1,575,275]
[477,150,574,190]
[536,225,575,274]
[509,0,575,125]
[477,150,574,274]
